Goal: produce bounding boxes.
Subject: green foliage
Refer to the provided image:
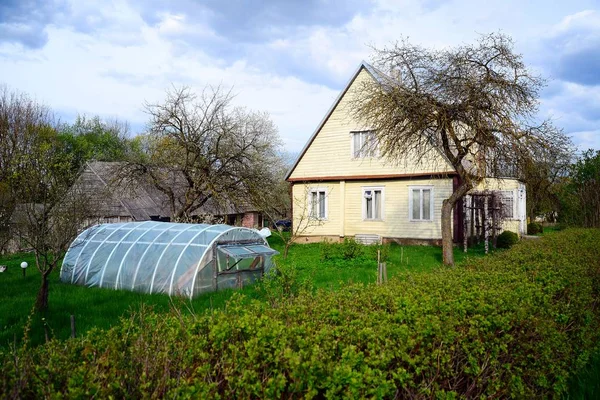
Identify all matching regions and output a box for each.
[58,115,133,171]
[319,237,388,263]
[2,229,599,398]
[497,230,519,248]
[259,263,313,307]
[319,239,336,261]
[341,237,363,260]
[319,238,364,263]
[527,222,543,235]
[1,239,468,348]
[558,149,600,228]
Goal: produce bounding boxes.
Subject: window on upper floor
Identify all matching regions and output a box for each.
[409,186,434,221]
[363,187,384,220]
[309,188,327,220]
[351,130,378,158]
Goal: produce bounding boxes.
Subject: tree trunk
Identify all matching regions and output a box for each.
[36,272,50,312]
[441,199,455,266]
[283,242,290,259]
[441,181,474,266]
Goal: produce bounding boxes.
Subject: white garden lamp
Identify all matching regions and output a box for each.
[21,261,28,277]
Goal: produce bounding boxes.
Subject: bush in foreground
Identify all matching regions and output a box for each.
[1,229,599,398]
[527,222,544,235]
[497,230,519,248]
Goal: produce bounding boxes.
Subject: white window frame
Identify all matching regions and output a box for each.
[350,130,378,159]
[362,186,385,221]
[500,190,516,220]
[408,185,434,222]
[308,187,328,220]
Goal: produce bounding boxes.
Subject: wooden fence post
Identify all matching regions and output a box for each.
[484,194,489,254]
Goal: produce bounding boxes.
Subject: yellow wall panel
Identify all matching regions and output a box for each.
[289,69,452,180]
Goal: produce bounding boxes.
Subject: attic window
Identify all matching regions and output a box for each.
[351,131,378,158]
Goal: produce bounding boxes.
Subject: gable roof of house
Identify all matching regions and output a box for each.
[285,61,377,181]
[285,61,455,182]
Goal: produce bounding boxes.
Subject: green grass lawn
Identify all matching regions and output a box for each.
[0,236,489,348]
[0,230,596,397]
[539,224,562,235]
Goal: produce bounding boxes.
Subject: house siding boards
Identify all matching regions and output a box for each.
[288,68,453,181]
[293,182,341,237]
[293,178,453,240]
[289,62,526,242]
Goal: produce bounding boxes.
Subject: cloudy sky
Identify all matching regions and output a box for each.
[1,0,599,152]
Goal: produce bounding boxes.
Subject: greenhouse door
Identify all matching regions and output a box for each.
[215,243,278,290]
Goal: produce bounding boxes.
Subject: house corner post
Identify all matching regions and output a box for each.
[340,180,346,238]
[289,182,294,232]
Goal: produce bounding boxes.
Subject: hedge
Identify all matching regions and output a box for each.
[2,229,599,399]
[497,230,519,248]
[527,222,544,235]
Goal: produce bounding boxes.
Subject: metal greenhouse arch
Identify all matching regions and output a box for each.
[59,222,278,298]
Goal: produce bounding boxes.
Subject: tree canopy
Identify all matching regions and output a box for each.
[353,33,571,265]
[124,85,283,222]
[0,86,97,310]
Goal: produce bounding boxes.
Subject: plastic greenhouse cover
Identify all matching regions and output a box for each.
[218,244,279,259]
[60,221,277,298]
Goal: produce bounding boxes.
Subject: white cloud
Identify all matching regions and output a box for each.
[1,0,599,151]
[0,12,338,152]
[552,9,599,34]
[570,130,600,150]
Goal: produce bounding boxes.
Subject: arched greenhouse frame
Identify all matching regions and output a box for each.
[60,222,279,298]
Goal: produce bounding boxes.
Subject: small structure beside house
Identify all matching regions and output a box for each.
[286,62,526,245]
[60,221,279,298]
[80,161,264,229]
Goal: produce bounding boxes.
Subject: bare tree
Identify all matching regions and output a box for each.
[124,85,282,222]
[0,86,55,252]
[352,33,569,265]
[511,127,574,222]
[1,86,96,310]
[13,184,94,311]
[257,183,328,259]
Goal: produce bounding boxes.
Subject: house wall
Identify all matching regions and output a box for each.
[473,178,526,235]
[288,69,453,181]
[292,177,453,241]
[287,64,527,241]
[242,212,260,229]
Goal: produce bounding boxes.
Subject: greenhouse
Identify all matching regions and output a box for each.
[60,222,279,298]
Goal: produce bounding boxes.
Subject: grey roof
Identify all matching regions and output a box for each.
[81,162,165,220]
[81,162,255,221]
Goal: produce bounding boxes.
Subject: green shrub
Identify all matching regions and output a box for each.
[340,237,363,260]
[319,239,337,261]
[365,243,391,263]
[320,238,366,263]
[497,230,519,248]
[259,263,313,307]
[528,222,544,235]
[2,229,599,398]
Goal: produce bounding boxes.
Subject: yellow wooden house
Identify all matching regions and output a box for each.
[285,62,526,244]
